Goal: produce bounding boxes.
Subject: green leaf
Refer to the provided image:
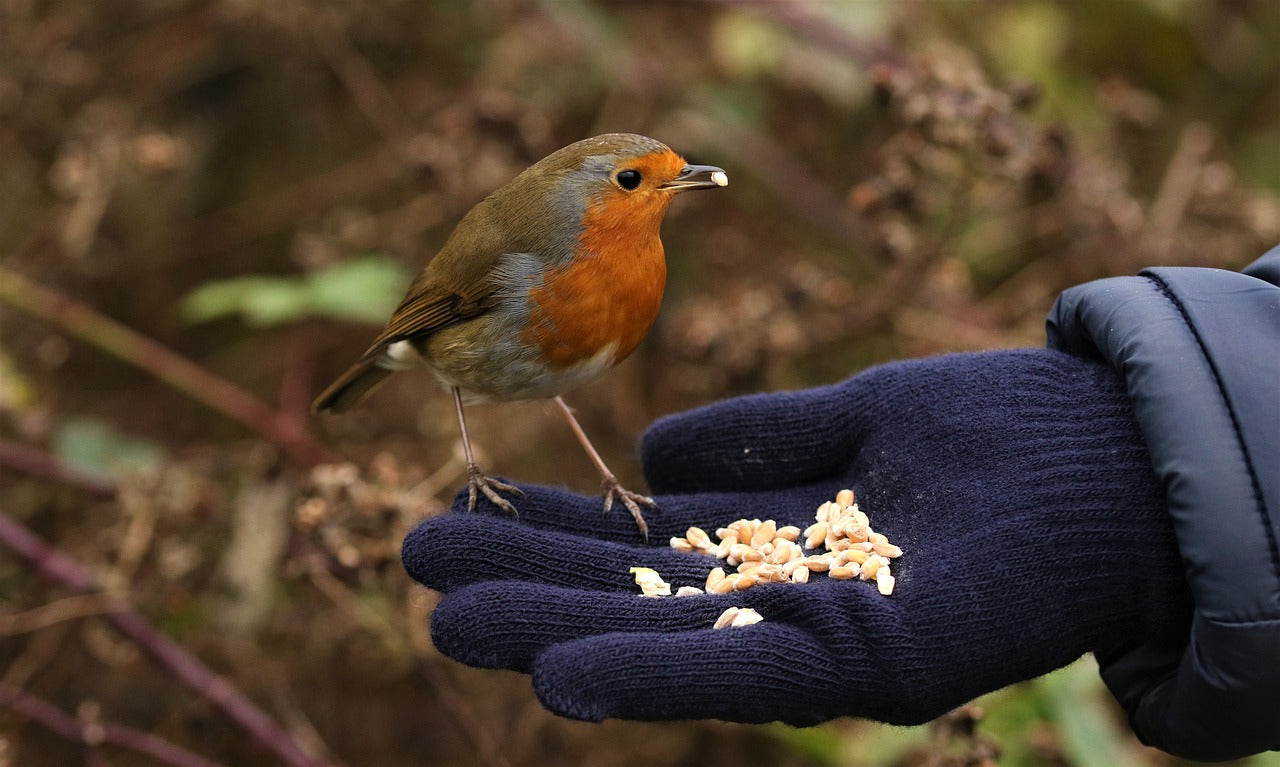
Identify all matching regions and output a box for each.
[1244,749,1280,766]
[53,417,164,479]
[180,256,409,328]
[306,256,408,325]
[181,275,309,327]
[1039,658,1145,767]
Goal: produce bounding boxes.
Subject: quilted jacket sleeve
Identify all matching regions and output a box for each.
[1046,245,1280,760]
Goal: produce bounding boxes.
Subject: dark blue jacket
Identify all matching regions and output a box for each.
[1047,245,1280,760]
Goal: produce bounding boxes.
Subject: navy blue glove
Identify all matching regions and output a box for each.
[403,349,1191,725]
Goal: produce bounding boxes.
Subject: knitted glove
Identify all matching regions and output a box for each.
[402,348,1191,725]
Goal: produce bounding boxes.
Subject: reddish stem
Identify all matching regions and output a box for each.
[0,438,118,499]
[0,682,227,767]
[0,510,332,767]
[0,267,341,467]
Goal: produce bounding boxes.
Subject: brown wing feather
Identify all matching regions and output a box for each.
[314,157,553,413]
[365,286,493,353]
[311,286,492,414]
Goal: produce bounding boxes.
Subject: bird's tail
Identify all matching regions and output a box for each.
[311,357,392,414]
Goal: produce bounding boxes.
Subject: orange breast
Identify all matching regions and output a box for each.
[522,191,672,370]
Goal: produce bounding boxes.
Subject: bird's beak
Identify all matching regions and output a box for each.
[659,164,729,192]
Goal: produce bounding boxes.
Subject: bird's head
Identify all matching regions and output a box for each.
[499,133,727,259]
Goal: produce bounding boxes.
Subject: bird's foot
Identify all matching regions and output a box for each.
[600,475,656,543]
[466,464,523,515]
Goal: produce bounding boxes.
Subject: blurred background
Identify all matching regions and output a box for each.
[1,1,1278,765]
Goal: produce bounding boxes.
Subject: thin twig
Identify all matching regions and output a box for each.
[0,509,333,767]
[417,662,512,767]
[0,267,340,467]
[0,593,127,637]
[301,0,417,155]
[0,682,227,767]
[0,439,118,499]
[1146,122,1213,248]
[1,619,69,690]
[306,557,406,656]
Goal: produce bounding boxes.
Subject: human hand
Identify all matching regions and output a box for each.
[403,349,1190,725]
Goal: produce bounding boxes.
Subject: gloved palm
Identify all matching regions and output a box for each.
[403,349,1190,725]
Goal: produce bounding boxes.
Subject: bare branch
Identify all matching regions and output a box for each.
[0,509,334,767]
[0,268,341,467]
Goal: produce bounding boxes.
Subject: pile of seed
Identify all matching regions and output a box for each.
[669,489,901,596]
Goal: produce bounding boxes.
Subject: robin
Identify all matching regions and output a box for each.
[312,133,727,540]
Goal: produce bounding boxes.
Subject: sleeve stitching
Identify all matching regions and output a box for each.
[1143,272,1280,590]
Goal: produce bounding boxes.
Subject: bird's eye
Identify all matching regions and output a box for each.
[616,169,642,190]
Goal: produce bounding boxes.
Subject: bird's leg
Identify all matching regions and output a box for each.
[552,396,654,542]
[453,387,521,514]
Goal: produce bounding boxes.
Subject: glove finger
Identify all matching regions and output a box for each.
[402,510,721,594]
[640,382,861,495]
[531,622,883,725]
[446,481,848,546]
[428,579,750,671]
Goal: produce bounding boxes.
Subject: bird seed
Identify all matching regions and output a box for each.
[628,489,900,630]
[668,489,902,596]
[713,606,763,629]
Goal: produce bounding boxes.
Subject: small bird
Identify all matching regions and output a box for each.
[312,133,727,540]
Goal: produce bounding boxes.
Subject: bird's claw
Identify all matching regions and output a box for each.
[465,465,523,515]
[600,476,656,543]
